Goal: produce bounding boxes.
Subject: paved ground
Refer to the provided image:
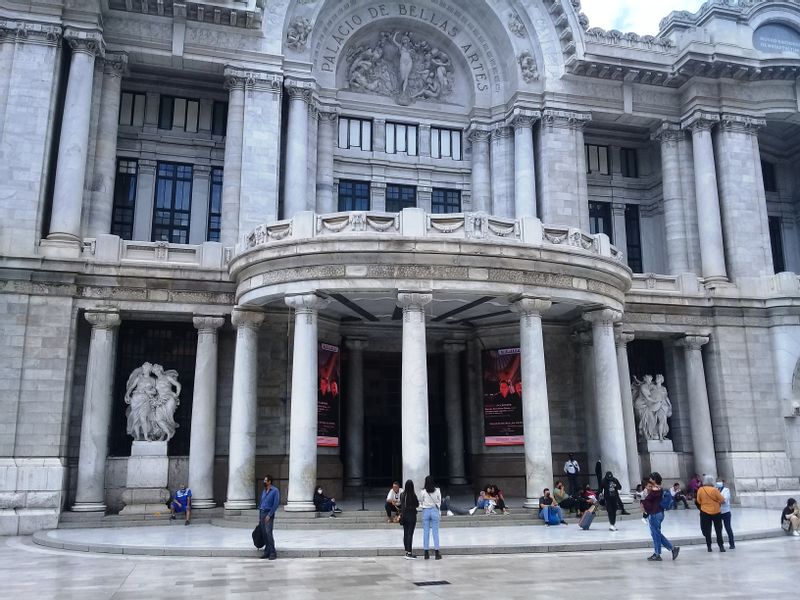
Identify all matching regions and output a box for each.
[3,534,799,599]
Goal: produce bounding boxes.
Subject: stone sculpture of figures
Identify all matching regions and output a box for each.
[632,374,672,441]
[286,16,311,52]
[392,31,414,94]
[124,362,182,442]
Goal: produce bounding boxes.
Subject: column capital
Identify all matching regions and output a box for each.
[681,111,720,133]
[541,109,591,129]
[720,113,767,134]
[231,307,265,330]
[84,308,121,330]
[679,334,710,350]
[344,337,369,351]
[397,291,433,311]
[64,28,105,57]
[467,126,491,143]
[193,315,225,333]
[225,67,282,93]
[318,110,338,123]
[442,340,466,353]
[138,159,158,173]
[614,325,635,347]
[490,125,513,141]
[652,122,683,144]
[285,293,330,312]
[508,108,541,130]
[510,295,551,316]
[285,78,316,102]
[0,19,61,46]
[571,329,593,347]
[583,307,623,325]
[103,52,128,78]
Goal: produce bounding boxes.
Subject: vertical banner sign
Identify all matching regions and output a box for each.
[317,342,340,447]
[482,347,524,446]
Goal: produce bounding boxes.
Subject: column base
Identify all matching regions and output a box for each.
[284,501,317,512]
[523,498,539,509]
[71,502,107,513]
[344,478,364,488]
[703,275,730,286]
[449,477,468,485]
[39,237,83,259]
[224,499,256,510]
[191,499,216,509]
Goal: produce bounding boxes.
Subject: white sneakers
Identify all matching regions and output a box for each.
[793,530,800,537]
[469,507,477,515]
[609,525,618,531]
[446,510,455,516]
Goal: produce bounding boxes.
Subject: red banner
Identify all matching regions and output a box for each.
[482,347,523,446]
[317,342,340,447]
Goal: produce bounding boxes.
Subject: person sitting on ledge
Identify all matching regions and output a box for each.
[554,480,589,515]
[385,481,403,523]
[486,484,510,514]
[313,485,341,518]
[670,482,690,509]
[169,483,192,525]
[781,497,800,536]
[538,488,567,525]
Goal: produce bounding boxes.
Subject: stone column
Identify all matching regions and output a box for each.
[512,112,538,219]
[490,125,513,218]
[131,159,157,241]
[220,69,244,247]
[316,111,337,214]
[678,136,702,274]
[188,165,212,244]
[584,308,630,491]
[443,341,467,485]
[0,28,14,138]
[87,52,127,237]
[344,337,368,487]
[468,128,492,213]
[224,307,264,510]
[285,294,330,511]
[683,113,727,282]
[654,123,690,274]
[48,29,104,242]
[73,309,120,512]
[615,327,640,488]
[679,335,718,478]
[398,292,433,487]
[573,330,599,466]
[188,316,225,508]
[283,79,313,219]
[611,202,627,252]
[716,114,773,279]
[512,296,553,507]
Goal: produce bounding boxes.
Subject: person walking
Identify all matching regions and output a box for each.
[641,472,680,562]
[717,479,735,549]
[600,471,623,531]
[696,474,726,552]
[400,479,419,559]
[258,475,280,560]
[420,475,443,559]
[564,453,581,496]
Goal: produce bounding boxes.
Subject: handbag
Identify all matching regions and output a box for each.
[252,524,265,549]
[781,519,791,532]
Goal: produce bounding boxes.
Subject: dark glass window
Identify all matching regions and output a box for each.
[337,180,370,211]
[111,159,138,239]
[589,201,613,241]
[212,101,228,136]
[158,95,174,130]
[762,161,777,193]
[119,92,146,127]
[431,127,461,160]
[621,148,638,178]
[586,144,610,175]
[769,216,785,273]
[207,168,223,242]
[158,95,199,132]
[152,163,193,244]
[431,188,461,214]
[385,184,416,212]
[625,204,643,273]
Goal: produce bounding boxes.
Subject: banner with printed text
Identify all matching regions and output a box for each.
[482,347,523,446]
[317,342,340,447]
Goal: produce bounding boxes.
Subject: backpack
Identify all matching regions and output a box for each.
[660,489,674,511]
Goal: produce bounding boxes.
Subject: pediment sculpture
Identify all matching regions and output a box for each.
[124,362,181,442]
[632,374,672,441]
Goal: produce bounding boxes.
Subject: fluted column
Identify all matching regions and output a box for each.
[398,292,433,487]
[73,309,120,512]
[573,330,599,466]
[220,69,245,247]
[469,128,492,213]
[654,122,690,274]
[188,316,225,508]
[224,307,265,510]
[615,327,640,489]
[512,112,538,219]
[87,52,127,237]
[490,125,513,218]
[285,293,331,511]
[48,29,104,242]
[283,79,313,219]
[584,308,630,491]
[683,113,727,282]
[316,111,337,214]
[443,340,467,485]
[679,335,718,478]
[344,337,368,487]
[512,296,553,507]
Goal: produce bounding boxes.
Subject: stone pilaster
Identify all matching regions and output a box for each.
[683,112,727,282]
[283,79,314,220]
[316,111,337,214]
[73,309,120,512]
[584,308,630,491]
[131,159,157,241]
[615,327,640,488]
[679,335,719,478]
[47,29,104,242]
[397,292,433,487]
[512,296,553,507]
[490,125,514,218]
[443,340,467,485]
[468,127,492,213]
[654,122,690,274]
[511,111,539,219]
[285,294,331,512]
[224,307,265,510]
[220,69,245,247]
[344,338,368,487]
[188,316,225,508]
[189,165,212,244]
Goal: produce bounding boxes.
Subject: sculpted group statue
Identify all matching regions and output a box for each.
[345,30,455,105]
[631,374,672,441]
[124,362,181,442]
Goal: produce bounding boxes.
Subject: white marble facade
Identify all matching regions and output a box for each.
[2,0,800,534]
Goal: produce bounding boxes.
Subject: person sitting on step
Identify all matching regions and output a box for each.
[385,481,403,523]
[169,483,192,525]
[538,488,567,525]
[313,485,342,518]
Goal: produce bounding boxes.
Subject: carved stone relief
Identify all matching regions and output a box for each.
[508,11,526,38]
[517,51,540,83]
[286,16,311,51]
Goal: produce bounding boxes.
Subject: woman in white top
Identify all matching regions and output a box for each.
[420,475,442,559]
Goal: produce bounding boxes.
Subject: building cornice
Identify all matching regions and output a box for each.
[106,0,264,30]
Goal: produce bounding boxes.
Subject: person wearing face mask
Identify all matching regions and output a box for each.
[313,485,342,517]
[716,479,735,549]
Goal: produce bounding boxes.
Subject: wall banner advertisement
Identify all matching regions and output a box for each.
[317,342,340,447]
[482,347,524,445]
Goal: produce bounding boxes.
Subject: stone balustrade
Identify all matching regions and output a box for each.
[80,234,229,270]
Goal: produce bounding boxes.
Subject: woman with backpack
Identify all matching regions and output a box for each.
[400,479,419,559]
[599,471,623,531]
[640,472,680,562]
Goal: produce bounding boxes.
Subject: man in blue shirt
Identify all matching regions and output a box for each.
[259,475,280,560]
[170,484,192,525]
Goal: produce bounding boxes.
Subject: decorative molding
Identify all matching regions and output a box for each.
[64,28,105,57]
[107,0,264,30]
[285,78,315,102]
[0,19,62,45]
[720,113,767,134]
[682,111,721,132]
[652,122,684,144]
[103,52,128,78]
[541,109,591,129]
[225,67,282,93]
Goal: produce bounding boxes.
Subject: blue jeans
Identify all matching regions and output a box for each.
[647,512,673,555]
[422,507,440,550]
[259,510,276,558]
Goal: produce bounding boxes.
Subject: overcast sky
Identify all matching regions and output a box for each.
[580,0,707,35]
